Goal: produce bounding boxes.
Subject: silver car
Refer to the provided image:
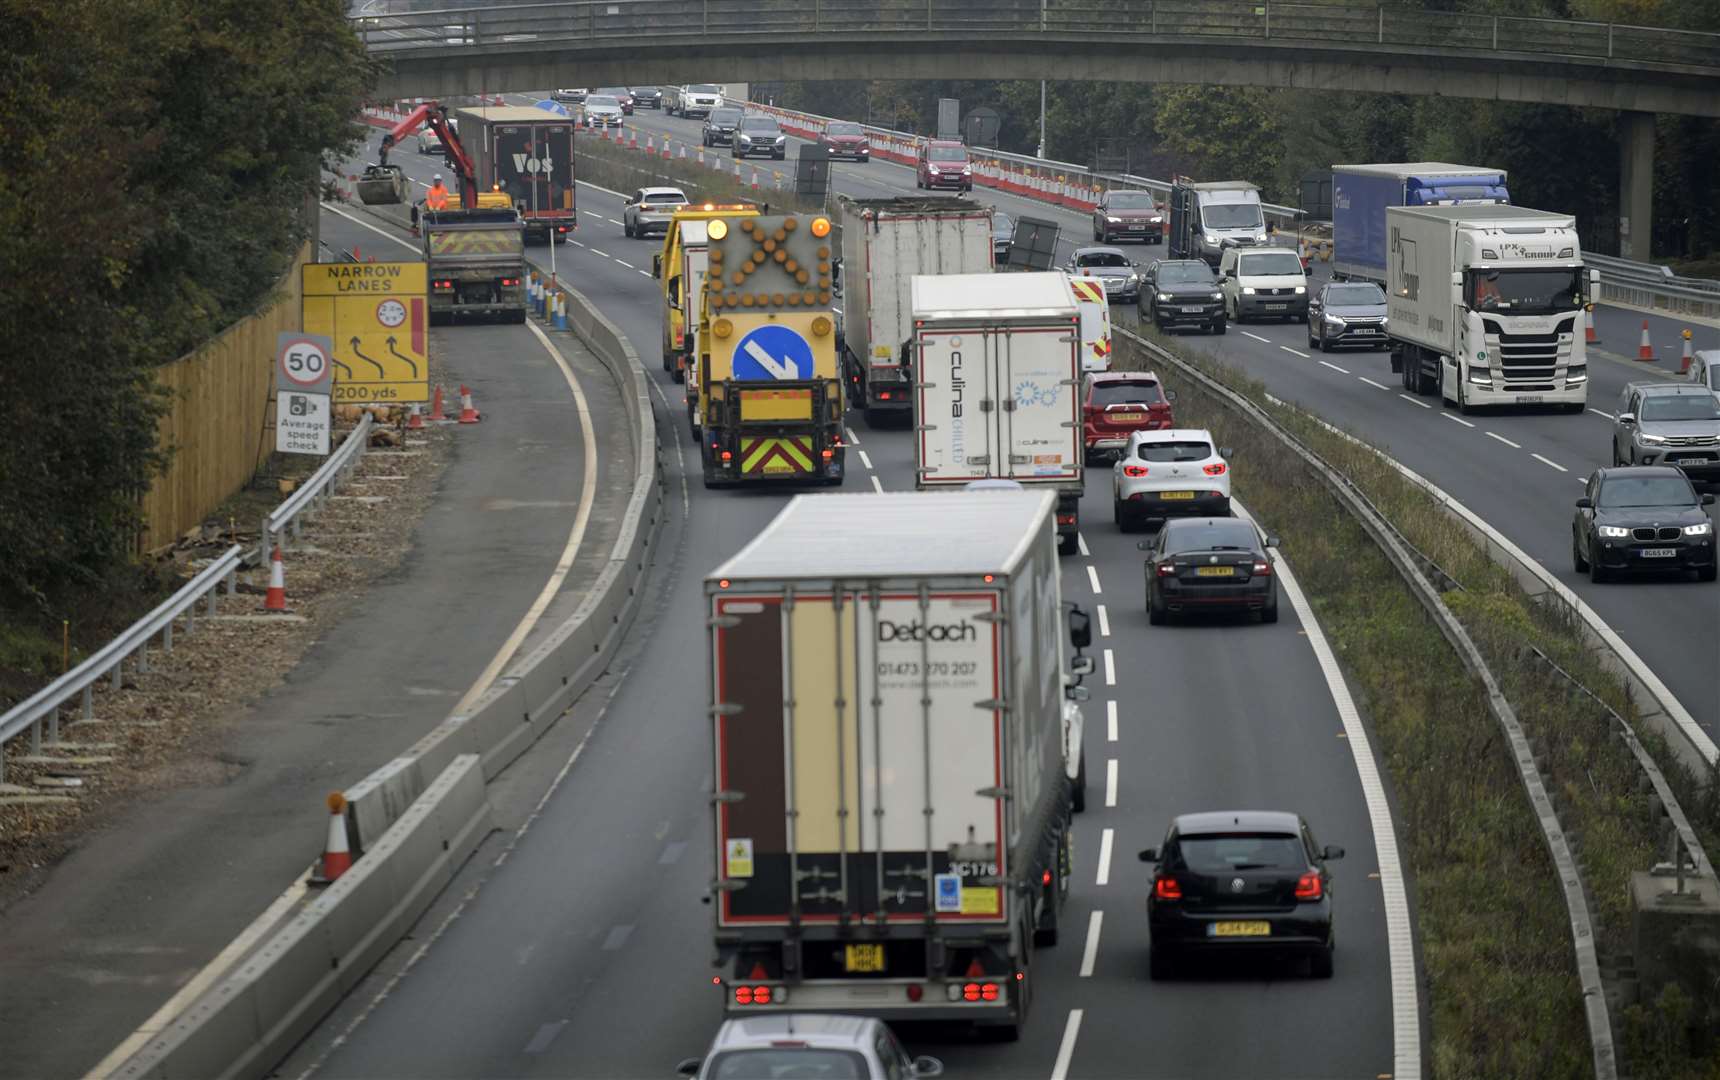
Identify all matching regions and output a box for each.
[1613,382,1720,486]
[1306,281,1388,351]
[677,1015,943,1080]
[580,95,624,128]
[623,186,688,239]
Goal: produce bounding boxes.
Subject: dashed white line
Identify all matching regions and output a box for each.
[1106,700,1118,742]
[844,426,860,445]
[570,240,587,249]
[615,260,636,270]
[1532,453,1569,473]
[869,475,884,493]
[1358,376,1391,390]
[636,270,652,277]
[1104,759,1118,808]
[857,450,873,470]
[1050,1010,1084,1080]
[1397,393,1432,409]
[1485,431,1522,449]
[1242,331,1272,344]
[605,217,624,226]
[1281,345,1310,359]
[1317,360,1350,374]
[589,249,611,259]
[1078,912,1103,977]
[1096,828,1114,886]
[1102,648,1115,686]
[1441,414,1476,428]
[1589,408,1615,420]
[1096,604,1110,637]
[1086,566,1102,594]
[1077,532,1090,557]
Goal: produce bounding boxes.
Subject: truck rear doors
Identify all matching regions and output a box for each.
[916,325,1081,485]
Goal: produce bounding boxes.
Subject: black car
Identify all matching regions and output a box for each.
[992,212,1015,262]
[702,106,743,147]
[630,86,662,109]
[1141,260,1226,334]
[1140,810,1343,980]
[733,116,787,159]
[1572,466,1717,582]
[1142,517,1278,623]
[1307,281,1389,351]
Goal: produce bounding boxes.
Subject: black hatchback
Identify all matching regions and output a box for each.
[1140,810,1344,980]
[1142,517,1278,624]
[1573,466,1717,582]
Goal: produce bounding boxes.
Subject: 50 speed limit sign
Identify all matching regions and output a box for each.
[275,332,335,395]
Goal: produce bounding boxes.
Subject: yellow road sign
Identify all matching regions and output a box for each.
[302,262,430,404]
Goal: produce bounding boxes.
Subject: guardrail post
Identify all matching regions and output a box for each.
[1264,2,1270,38]
[82,685,93,722]
[137,641,150,675]
[162,620,173,655]
[29,717,40,756]
[1607,22,1614,57]
[225,565,237,597]
[1491,15,1498,49]
[46,703,59,745]
[926,0,932,30]
[1377,5,1383,43]
[702,0,708,34]
[110,660,122,692]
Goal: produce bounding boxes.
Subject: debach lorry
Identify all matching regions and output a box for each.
[703,489,1095,1039]
[835,195,995,423]
[912,273,1087,556]
[1331,163,1509,285]
[1388,204,1595,413]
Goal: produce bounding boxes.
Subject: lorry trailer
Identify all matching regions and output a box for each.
[1332,163,1509,285]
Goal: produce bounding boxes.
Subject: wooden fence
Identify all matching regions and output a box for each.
[138,242,310,553]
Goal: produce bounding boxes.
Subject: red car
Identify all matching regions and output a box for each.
[1093,189,1165,244]
[818,120,870,162]
[916,139,971,192]
[1082,371,1176,462]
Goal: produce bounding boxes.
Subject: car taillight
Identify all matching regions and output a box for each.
[962,982,1001,1002]
[433,279,454,290]
[821,449,833,460]
[720,450,732,462]
[1295,872,1323,901]
[1042,869,1053,886]
[500,277,520,286]
[906,984,923,1002]
[1153,875,1182,900]
[879,391,893,400]
[1122,464,1149,477]
[1156,561,1176,578]
[1252,559,1273,576]
[734,985,778,1004]
[1203,462,1227,476]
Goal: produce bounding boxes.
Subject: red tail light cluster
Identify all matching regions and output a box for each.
[734,984,783,1004]
[1056,513,1076,526]
[1122,464,1149,477]
[1153,875,1183,900]
[1156,561,1177,578]
[433,279,454,290]
[1295,871,1323,901]
[962,982,1001,1002]
[1203,462,1227,476]
[500,277,521,287]
[1252,559,1273,576]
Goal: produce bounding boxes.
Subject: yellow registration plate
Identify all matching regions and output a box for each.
[844,944,885,973]
[1160,491,1196,500]
[1112,411,1146,423]
[1196,566,1235,577]
[1210,921,1272,937]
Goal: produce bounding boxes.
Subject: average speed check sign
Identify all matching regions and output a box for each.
[275,331,334,396]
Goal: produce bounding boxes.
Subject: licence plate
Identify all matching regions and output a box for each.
[1181,306,1206,314]
[1640,548,1678,558]
[1264,303,1287,311]
[1209,921,1271,937]
[1128,224,1146,230]
[844,944,885,973]
[1111,411,1146,423]
[1677,457,1708,465]
[1515,395,1543,403]
[1196,565,1235,577]
[1160,491,1196,500]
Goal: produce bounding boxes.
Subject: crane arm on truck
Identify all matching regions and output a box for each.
[374,103,477,209]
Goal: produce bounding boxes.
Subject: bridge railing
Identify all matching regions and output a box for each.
[354,0,1720,71]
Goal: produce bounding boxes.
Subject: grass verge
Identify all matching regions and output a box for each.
[574,129,821,213]
[1118,328,1720,1077]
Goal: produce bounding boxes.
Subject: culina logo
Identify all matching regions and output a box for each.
[949,340,966,419]
[878,619,977,643]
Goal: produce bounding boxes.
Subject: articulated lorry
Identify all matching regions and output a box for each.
[450,106,577,244]
[1332,163,1509,285]
[912,273,1086,555]
[1167,180,1268,266]
[835,195,995,422]
[655,203,760,383]
[694,212,846,488]
[703,489,1094,1038]
[1388,204,1594,412]
[422,200,527,324]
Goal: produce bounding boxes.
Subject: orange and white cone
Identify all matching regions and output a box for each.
[1584,304,1600,345]
[263,546,288,612]
[1681,329,1694,373]
[317,792,353,882]
[1637,320,1655,361]
[458,384,481,424]
[406,403,424,430]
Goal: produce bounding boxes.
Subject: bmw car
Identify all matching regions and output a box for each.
[1572,465,1717,582]
[1113,429,1231,530]
[1141,517,1279,624]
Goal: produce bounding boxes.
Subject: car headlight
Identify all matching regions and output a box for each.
[775,136,786,144]
[1324,314,1345,326]
[1202,235,1218,247]
[1639,433,1668,445]
[1256,233,1269,243]
[1127,273,1139,284]
[1294,285,1307,295]
[1210,291,1223,301]
[1566,365,1588,382]
[1241,287,1256,295]
[1157,292,1172,302]
[1107,216,1121,223]
[1468,369,1492,385]
[1598,525,1630,538]
[1686,521,1713,536]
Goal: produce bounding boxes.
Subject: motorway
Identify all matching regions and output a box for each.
[285,127,1413,1076]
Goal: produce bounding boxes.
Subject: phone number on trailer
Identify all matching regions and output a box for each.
[877,661,979,678]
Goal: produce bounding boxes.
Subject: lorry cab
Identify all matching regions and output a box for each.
[654,203,759,383]
[1067,276,1114,372]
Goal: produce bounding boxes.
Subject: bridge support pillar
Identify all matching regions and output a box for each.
[1618,110,1655,262]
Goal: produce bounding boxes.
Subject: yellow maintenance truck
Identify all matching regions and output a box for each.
[653,203,759,383]
[693,212,846,489]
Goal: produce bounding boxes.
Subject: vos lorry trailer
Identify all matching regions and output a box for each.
[1332,163,1509,285]
[704,489,1094,1037]
[450,106,577,244]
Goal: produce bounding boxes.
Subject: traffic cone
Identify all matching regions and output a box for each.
[750,170,760,191]
[646,133,656,156]
[315,792,353,883]
[678,143,687,161]
[407,403,424,430]
[1584,303,1600,345]
[1681,329,1695,373]
[353,245,362,262]
[662,138,673,160]
[429,384,446,421]
[628,128,638,151]
[1637,320,1655,361]
[458,384,481,423]
[263,546,288,612]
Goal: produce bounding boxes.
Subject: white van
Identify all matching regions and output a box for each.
[1688,349,1720,406]
[1068,275,1114,372]
[1218,247,1309,324]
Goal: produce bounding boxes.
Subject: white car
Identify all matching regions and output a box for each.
[1112,428,1233,531]
[623,186,688,239]
[1218,246,1309,324]
[677,1015,942,1080]
[580,95,624,128]
[552,88,587,103]
[1688,349,1720,407]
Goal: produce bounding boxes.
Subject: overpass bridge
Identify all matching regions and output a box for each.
[355,0,1720,260]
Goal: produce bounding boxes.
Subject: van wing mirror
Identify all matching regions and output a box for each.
[1067,604,1092,649]
[1068,655,1095,678]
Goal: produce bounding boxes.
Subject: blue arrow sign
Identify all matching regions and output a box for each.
[731,324,812,381]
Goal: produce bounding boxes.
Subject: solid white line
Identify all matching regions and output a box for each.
[1049,1009,1084,1080]
[1318,360,1350,374]
[1589,408,1615,420]
[1096,604,1110,637]
[1086,565,1102,594]
[1106,699,1118,742]
[1096,828,1114,886]
[1532,453,1569,473]
[844,426,860,445]
[1104,759,1118,808]
[1358,376,1390,390]
[453,321,599,713]
[1485,431,1522,449]
[870,475,884,493]
[1242,331,1272,343]
[1103,648,1115,686]
[1397,393,1432,409]
[1078,912,1103,977]
[1281,345,1310,358]
[319,202,419,253]
[1077,532,1090,557]
[1441,414,1476,428]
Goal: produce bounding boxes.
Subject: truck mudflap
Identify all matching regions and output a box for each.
[702,380,845,486]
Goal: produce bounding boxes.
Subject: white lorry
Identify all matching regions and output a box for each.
[911,273,1086,556]
[703,489,1093,1039]
[1388,204,1594,413]
[836,195,995,422]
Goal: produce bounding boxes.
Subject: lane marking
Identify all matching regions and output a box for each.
[637,269,651,277]
[1441,414,1476,428]
[870,475,884,493]
[523,1020,568,1054]
[1318,360,1351,374]
[1242,331,1272,343]
[1397,394,1432,409]
[1096,604,1110,637]
[1532,453,1569,473]
[1358,377,1391,390]
[844,426,860,445]
[1106,700,1118,742]
[1103,648,1115,686]
[1078,912,1103,977]
[1086,565,1102,594]
[1077,532,1090,557]
[1589,408,1615,420]
[1104,759,1118,808]
[1485,431,1522,449]
[605,217,624,226]
[601,924,634,950]
[1049,1009,1084,1080]
[1096,828,1114,886]
[1281,345,1310,358]
[858,450,874,470]
[319,202,420,253]
[615,259,636,270]
[589,249,611,259]
[453,320,599,713]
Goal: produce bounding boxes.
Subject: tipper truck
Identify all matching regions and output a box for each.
[912,273,1086,556]
[450,106,577,244]
[703,489,1094,1037]
[1388,204,1595,413]
[835,195,995,423]
[1332,163,1509,285]
[695,212,846,488]
[422,198,527,324]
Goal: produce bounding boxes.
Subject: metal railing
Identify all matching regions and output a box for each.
[351,0,1720,73]
[263,413,374,553]
[1587,252,1720,321]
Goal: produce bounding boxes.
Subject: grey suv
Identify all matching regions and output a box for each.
[702,106,742,147]
[1612,382,1720,486]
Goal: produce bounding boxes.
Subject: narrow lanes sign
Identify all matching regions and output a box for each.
[302,262,430,404]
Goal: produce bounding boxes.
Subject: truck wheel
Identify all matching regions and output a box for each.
[1057,533,1078,557]
[429,310,451,327]
[1457,377,1475,415]
[505,308,527,324]
[1071,753,1087,813]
